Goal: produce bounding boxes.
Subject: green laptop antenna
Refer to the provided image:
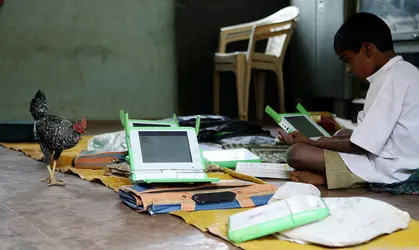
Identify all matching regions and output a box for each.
[296,103,309,115]
[123,113,130,136]
[119,109,126,128]
[195,115,201,136]
[172,113,180,127]
[265,105,282,123]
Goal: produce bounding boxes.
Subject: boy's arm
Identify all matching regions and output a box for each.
[307,139,368,154]
[278,129,366,154]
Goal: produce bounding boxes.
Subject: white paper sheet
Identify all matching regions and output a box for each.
[274,197,411,247]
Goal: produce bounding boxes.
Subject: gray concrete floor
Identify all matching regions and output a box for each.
[0,147,236,250]
[0,122,418,250]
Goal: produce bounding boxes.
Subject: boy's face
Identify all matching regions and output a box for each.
[338,43,376,80]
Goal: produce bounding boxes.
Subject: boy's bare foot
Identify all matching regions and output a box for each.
[290,171,326,186]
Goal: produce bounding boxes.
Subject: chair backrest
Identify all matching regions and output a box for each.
[259,6,299,58]
[217,6,299,57]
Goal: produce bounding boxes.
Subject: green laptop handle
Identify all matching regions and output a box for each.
[296,103,309,115]
[265,105,282,123]
[195,115,201,136]
[119,109,126,128]
[124,113,130,136]
[172,113,180,127]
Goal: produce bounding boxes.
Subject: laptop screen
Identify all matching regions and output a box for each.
[284,116,324,138]
[138,131,192,163]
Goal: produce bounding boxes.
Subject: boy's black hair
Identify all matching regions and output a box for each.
[334,12,394,54]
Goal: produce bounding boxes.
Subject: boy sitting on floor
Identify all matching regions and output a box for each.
[278,12,419,189]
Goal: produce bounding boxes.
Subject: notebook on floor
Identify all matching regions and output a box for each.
[235,162,294,179]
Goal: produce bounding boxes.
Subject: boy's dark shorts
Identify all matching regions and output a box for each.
[324,149,368,190]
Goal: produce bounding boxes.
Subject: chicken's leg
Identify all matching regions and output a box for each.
[48,150,65,187]
[40,151,53,183]
[40,165,53,182]
[48,160,65,187]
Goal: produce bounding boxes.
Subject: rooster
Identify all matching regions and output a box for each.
[30,90,87,187]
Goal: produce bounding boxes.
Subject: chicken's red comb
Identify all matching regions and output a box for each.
[81,117,87,127]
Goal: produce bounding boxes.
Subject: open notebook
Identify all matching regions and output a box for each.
[235,162,294,179]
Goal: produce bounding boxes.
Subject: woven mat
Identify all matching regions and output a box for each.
[2,136,419,249]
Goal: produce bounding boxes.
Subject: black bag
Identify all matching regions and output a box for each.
[176,115,272,143]
[0,121,36,142]
[177,115,231,129]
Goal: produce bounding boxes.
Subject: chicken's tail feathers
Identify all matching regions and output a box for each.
[30,89,49,120]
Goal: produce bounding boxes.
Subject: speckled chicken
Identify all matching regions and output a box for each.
[30,90,87,187]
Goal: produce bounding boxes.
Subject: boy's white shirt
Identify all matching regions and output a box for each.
[339,55,419,184]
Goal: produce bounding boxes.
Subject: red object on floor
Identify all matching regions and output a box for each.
[0,0,4,5]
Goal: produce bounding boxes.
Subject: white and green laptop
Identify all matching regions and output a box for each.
[265,104,331,140]
[120,111,218,184]
[228,195,329,243]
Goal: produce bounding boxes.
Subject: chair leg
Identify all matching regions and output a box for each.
[254,71,266,120]
[276,67,285,113]
[213,68,221,115]
[243,64,252,122]
[235,56,248,121]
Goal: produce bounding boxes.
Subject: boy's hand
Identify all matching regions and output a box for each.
[277,128,312,145]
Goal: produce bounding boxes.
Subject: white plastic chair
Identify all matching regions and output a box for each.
[213,6,299,121]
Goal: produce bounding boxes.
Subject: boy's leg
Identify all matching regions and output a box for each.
[286,143,368,189]
[286,143,326,185]
[286,143,325,173]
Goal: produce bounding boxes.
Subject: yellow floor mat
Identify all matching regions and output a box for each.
[1,136,131,191]
[171,210,419,249]
[2,136,419,249]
